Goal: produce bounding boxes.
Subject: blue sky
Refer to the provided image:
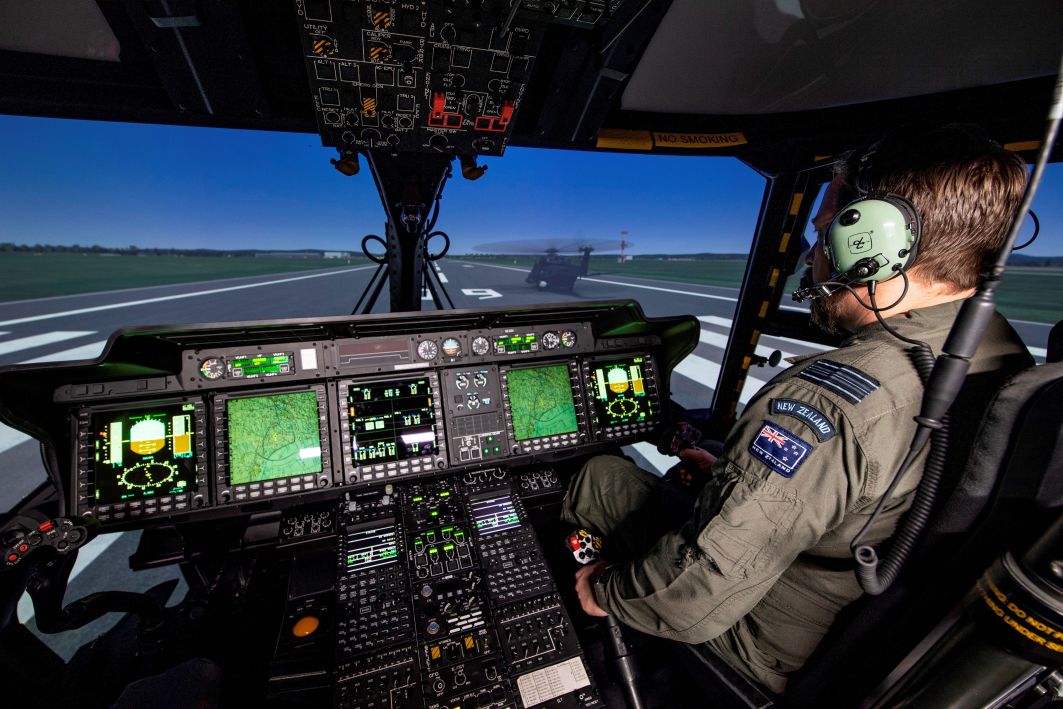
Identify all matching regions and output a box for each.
[0,114,1058,256]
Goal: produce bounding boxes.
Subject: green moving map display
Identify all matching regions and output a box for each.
[227,390,322,484]
[507,364,578,441]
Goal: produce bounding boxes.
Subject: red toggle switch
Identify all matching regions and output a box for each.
[38,520,54,533]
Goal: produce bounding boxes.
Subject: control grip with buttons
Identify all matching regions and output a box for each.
[566,528,603,566]
[3,517,97,570]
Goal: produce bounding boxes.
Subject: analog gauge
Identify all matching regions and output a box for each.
[560,330,577,348]
[199,357,225,380]
[471,336,490,356]
[417,339,439,361]
[541,331,560,350]
[473,371,488,388]
[120,461,178,491]
[466,392,481,409]
[455,373,469,389]
[441,337,462,358]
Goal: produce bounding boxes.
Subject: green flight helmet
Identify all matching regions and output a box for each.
[824,192,920,284]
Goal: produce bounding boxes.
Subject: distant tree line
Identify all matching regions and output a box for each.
[0,243,348,257]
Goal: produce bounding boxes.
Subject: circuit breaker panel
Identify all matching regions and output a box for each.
[294,0,623,157]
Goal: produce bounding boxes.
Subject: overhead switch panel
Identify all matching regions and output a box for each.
[294,0,622,157]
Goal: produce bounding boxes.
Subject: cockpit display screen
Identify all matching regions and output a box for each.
[90,403,199,505]
[227,390,323,484]
[345,377,437,464]
[344,520,399,573]
[589,357,653,425]
[506,364,578,441]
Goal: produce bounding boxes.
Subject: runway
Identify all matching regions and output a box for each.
[0,259,1053,657]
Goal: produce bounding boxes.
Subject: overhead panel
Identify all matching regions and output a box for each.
[293,0,622,157]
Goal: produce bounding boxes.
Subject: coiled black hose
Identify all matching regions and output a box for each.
[852,344,950,595]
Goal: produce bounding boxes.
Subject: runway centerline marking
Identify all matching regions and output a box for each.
[0,331,95,356]
[0,266,376,327]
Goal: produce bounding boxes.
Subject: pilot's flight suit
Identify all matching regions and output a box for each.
[562,300,1033,693]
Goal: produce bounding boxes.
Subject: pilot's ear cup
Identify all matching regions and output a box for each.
[825,194,920,283]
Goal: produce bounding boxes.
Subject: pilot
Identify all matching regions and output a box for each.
[562,125,1035,694]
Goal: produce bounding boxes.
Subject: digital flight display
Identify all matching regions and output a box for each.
[227,352,294,379]
[495,333,536,354]
[469,493,522,535]
[90,403,199,505]
[344,520,399,573]
[506,364,578,442]
[346,377,437,464]
[589,357,653,426]
[227,390,323,484]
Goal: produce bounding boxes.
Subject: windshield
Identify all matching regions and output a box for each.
[2,115,1061,657]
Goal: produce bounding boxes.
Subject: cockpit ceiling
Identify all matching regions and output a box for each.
[0,0,119,62]
[623,0,1063,115]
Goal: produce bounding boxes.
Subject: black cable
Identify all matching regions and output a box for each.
[1011,209,1040,251]
[866,277,925,348]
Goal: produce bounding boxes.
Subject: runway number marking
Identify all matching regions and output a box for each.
[462,288,502,300]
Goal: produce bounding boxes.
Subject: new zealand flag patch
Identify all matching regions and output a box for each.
[749,421,813,478]
[797,359,880,405]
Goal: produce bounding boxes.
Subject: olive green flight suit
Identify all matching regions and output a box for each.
[561,300,1033,694]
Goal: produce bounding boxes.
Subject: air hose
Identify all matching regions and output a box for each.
[852,344,949,595]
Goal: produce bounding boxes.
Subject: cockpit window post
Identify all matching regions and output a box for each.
[707,169,818,435]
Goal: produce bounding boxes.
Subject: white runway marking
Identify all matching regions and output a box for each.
[0,266,376,327]
[672,352,767,405]
[629,441,675,476]
[0,339,108,455]
[455,261,741,303]
[0,331,95,356]
[435,267,449,283]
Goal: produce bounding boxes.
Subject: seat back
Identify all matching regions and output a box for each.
[783,358,1063,707]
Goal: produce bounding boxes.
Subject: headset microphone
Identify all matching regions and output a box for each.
[792,257,882,302]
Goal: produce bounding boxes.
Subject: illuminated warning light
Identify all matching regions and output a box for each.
[473,101,515,133]
[372,10,392,30]
[464,635,475,650]
[428,92,462,129]
[567,534,581,551]
[430,645,441,660]
[362,97,378,118]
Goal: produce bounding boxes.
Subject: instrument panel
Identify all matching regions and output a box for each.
[68,318,668,526]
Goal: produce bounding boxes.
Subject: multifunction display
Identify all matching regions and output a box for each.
[344,521,399,573]
[346,377,437,464]
[89,403,199,506]
[227,390,324,483]
[589,356,652,425]
[505,364,578,442]
[469,493,521,536]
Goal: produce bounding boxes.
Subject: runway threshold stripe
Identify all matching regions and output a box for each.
[0,340,109,456]
[0,266,376,327]
[0,331,95,356]
[674,352,766,405]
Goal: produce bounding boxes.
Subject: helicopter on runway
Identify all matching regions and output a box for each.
[474,238,632,293]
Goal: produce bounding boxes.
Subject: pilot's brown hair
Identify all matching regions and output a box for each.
[846,125,1028,291]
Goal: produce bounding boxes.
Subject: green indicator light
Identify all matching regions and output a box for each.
[413,496,423,502]
[440,491,450,497]
[442,527,453,533]
[443,544,455,551]
[182,403,195,411]
[430,510,439,517]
